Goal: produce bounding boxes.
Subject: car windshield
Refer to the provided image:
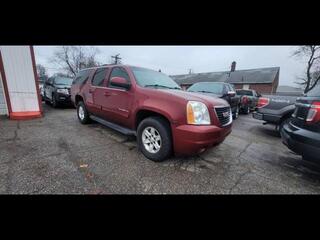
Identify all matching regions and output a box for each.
[236,90,253,96]
[132,67,181,90]
[54,77,73,85]
[187,82,224,94]
[306,84,320,97]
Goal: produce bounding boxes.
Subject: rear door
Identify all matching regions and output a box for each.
[89,67,109,116]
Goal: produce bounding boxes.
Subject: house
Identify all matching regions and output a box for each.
[171,61,280,94]
[0,46,42,119]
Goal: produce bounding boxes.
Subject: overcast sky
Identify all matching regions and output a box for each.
[34,46,307,87]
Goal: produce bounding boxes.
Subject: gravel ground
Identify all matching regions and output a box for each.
[1,103,320,194]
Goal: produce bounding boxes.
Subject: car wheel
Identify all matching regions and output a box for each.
[137,116,172,162]
[77,101,90,124]
[233,106,239,119]
[51,94,58,108]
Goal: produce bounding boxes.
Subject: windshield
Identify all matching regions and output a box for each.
[306,84,320,97]
[187,82,224,94]
[54,77,73,85]
[236,90,253,96]
[132,67,181,90]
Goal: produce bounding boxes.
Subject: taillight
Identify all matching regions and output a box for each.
[257,97,269,108]
[242,96,248,104]
[306,101,320,123]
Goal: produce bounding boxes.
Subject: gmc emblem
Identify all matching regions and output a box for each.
[222,111,230,118]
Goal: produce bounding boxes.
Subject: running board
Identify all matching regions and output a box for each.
[90,115,136,136]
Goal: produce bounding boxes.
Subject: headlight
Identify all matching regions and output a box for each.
[186,101,211,125]
[57,89,69,94]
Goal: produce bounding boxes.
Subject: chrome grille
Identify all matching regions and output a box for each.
[214,106,232,126]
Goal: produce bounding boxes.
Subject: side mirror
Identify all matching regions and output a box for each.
[110,77,131,90]
[227,91,236,97]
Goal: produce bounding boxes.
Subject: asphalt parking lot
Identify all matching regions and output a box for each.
[1,103,320,194]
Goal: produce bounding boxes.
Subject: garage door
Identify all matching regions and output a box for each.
[0,73,8,115]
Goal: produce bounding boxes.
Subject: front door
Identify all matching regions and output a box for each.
[99,67,134,128]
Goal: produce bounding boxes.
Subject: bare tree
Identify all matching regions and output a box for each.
[36,64,48,82]
[293,45,320,93]
[51,46,101,77]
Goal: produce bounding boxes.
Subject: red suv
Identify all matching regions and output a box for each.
[71,65,232,162]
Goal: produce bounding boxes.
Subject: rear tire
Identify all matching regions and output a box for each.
[137,116,172,162]
[77,101,90,124]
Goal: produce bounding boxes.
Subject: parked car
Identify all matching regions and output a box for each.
[235,89,261,114]
[187,82,240,119]
[281,84,320,162]
[71,65,232,162]
[252,94,300,132]
[43,76,73,107]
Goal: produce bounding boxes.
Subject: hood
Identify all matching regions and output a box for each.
[157,89,229,107]
[191,92,224,98]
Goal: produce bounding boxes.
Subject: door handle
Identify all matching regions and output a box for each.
[104,92,112,96]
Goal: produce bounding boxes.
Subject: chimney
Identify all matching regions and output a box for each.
[230,61,236,72]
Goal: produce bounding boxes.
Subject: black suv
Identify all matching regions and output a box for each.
[43,76,73,107]
[187,82,240,119]
[281,84,320,161]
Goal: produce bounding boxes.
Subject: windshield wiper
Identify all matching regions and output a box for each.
[144,84,181,90]
[194,90,214,94]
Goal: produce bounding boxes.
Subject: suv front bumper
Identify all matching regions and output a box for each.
[281,122,320,159]
[55,93,72,104]
[172,124,232,156]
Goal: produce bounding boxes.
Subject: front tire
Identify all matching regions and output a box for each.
[137,117,172,162]
[52,93,59,108]
[77,101,90,124]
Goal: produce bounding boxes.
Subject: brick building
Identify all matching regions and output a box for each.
[171,62,280,94]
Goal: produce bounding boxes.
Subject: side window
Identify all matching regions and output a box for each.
[91,68,108,87]
[108,67,130,88]
[73,70,91,85]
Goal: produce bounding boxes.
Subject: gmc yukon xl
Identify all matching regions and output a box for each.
[71,65,232,162]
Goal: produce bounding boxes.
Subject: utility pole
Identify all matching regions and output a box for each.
[188,69,193,74]
[111,54,122,64]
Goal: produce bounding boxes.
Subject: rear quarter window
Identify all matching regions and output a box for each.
[72,69,91,85]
